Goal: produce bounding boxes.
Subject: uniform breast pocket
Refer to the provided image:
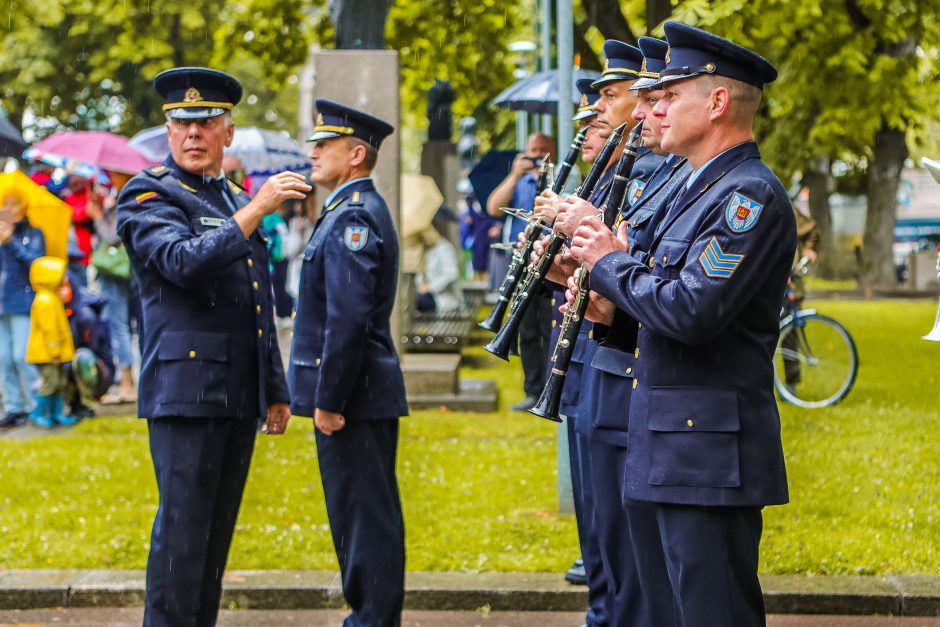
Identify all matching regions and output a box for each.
[289,334,322,409]
[647,387,741,488]
[157,331,229,406]
[652,237,690,277]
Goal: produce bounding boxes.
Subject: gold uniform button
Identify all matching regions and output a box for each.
[588,329,594,340]
[638,322,643,329]
[189,350,197,359]
[256,305,261,314]
[252,281,259,290]
[258,329,263,338]
[662,255,668,264]
[551,298,556,306]
[247,259,254,268]
[315,358,321,366]
[632,378,638,390]
[552,320,557,328]
[635,348,640,358]
[687,419,694,428]
[626,367,632,375]
[648,258,655,268]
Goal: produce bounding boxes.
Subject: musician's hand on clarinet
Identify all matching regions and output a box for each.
[534,190,562,221]
[530,234,551,265]
[554,196,598,238]
[516,230,528,250]
[570,217,630,272]
[560,269,615,325]
[545,250,578,285]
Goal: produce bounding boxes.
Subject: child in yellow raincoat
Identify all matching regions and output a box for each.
[26,256,76,428]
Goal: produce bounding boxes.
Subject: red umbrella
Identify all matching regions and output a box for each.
[31,131,157,175]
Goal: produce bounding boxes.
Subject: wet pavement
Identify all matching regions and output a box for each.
[0,609,939,626]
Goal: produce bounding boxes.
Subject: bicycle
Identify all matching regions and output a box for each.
[773,258,859,408]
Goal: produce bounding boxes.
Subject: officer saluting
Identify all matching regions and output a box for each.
[289,99,408,627]
[117,67,310,627]
[571,21,795,627]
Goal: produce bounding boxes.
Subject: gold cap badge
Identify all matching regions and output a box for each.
[184,87,202,103]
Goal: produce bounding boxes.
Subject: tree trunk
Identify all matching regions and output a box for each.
[803,157,835,277]
[862,125,908,289]
[582,0,635,44]
[574,20,602,70]
[329,0,392,49]
[645,0,673,32]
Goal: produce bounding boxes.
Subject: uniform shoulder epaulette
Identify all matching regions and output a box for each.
[348,190,364,206]
[144,165,171,179]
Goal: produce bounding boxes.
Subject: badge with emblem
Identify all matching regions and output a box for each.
[724,191,763,233]
[628,179,646,206]
[344,225,370,251]
[184,87,202,103]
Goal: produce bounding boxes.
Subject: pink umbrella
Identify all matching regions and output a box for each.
[31,131,157,175]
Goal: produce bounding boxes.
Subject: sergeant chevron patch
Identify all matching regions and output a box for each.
[699,237,744,278]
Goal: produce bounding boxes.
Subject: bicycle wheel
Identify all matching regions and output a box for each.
[774,313,858,408]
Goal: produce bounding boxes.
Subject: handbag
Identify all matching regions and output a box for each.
[91,242,131,279]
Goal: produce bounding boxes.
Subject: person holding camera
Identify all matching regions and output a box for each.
[486,132,556,410]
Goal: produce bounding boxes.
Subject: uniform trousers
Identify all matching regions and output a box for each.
[144,415,257,627]
[589,439,676,627]
[518,287,552,397]
[567,416,608,626]
[316,419,405,627]
[627,501,765,627]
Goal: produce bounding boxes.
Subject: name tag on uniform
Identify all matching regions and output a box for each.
[199,216,226,228]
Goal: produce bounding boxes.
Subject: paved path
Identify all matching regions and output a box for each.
[1,608,940,626]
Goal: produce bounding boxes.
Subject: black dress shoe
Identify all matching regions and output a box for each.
[565,558,587,585]
[511,395,538,411]
[0,412,25,428]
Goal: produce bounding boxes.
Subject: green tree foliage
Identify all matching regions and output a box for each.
[385,0,523,151]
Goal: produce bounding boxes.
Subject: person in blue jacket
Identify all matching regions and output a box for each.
[0,187,44,427]
[116,67,308,627]
[289,99,408,627]
[570,21,795,627]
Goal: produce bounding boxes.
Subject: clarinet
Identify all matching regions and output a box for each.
[484,122,628,361]
[530,123,644,422]
[479,128,589,333]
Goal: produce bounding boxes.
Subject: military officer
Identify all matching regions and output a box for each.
[289,99,408,627]
[117,67,309,627]
[570,21,795,627]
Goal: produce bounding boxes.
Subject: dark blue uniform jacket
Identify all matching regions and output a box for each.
[288,178,408,421]
[117,159,289,421]
[585,155,692,447]
[589,142,795,506]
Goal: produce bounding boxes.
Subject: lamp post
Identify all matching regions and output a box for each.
[508,40,537,151]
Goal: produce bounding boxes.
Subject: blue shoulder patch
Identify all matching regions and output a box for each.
[344,225,370,251]
[628,179,647,206]
[724,191,763,233]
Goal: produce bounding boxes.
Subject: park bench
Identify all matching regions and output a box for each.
[401,287,484,353]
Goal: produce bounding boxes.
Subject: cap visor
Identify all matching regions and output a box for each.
[630,77,660,91]
[572,110,598,121]
[590,73,638,90]
[166,107,228,120]
[306,130,343,143]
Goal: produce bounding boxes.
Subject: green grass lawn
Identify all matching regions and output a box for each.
[0,299,937,575]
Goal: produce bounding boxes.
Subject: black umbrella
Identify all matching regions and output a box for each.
[0,116,26,158]
[490,68,602,115]
[468,150,516,210]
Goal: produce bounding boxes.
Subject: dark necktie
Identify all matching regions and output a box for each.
[209,177,237,214]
